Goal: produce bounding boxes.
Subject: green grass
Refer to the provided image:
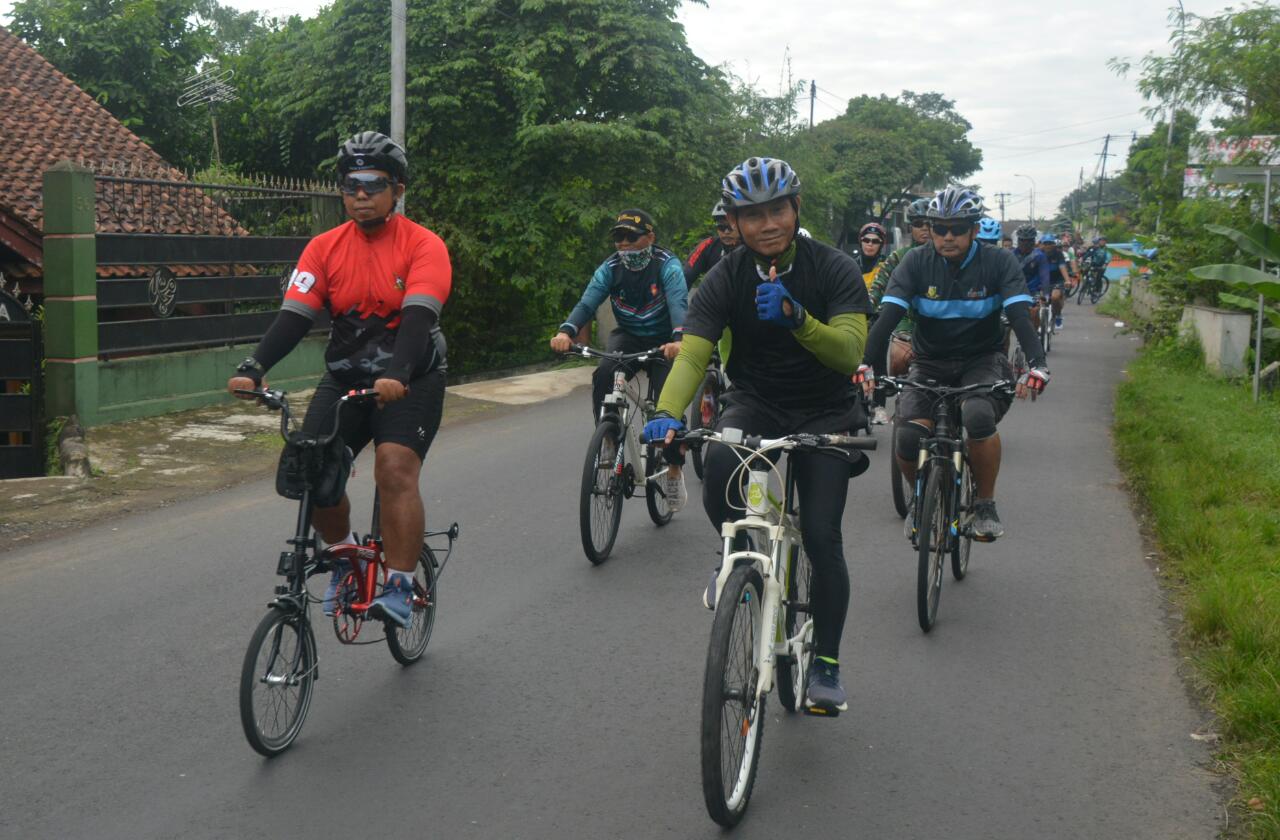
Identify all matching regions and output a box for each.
[1114,338,1280,836]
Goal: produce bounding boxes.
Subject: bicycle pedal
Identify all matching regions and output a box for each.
[802,705,841,718]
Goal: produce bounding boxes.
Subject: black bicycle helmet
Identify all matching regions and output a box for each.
[1015,224,1038,241]
[906,197,931,220]
[926,186,984,221]
[337,131,409,183]
[721,157,802,208]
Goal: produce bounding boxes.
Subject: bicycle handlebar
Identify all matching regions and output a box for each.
[234,387,379,443]
[664,427,878,452]
[876,377,1016,398]
[565,343,665,363]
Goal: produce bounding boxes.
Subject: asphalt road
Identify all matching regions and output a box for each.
[0,309,1223,839]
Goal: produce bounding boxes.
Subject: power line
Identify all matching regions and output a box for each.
[972,110,1145,144]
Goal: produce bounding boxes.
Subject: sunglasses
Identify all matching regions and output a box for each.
[715,223,734,233]
[910,219,929,229]
[929,221,973,237]
[861,237,883,245]
[340,173,393,196]
[612,230,644,244]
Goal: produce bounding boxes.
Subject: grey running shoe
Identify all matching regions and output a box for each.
[804,659,848,714]
[971,499,1005,540]
[872,406,889,425]
[662,469,687,512]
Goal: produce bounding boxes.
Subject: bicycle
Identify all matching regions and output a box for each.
[1035,292,1053,355]
[880,377,1016,633]
[687,348,727,480]
[1076,265,1110,305]
[673,426,876,826]
[568,343,679,564]
[235,387,459,757]
[886,330,915,519]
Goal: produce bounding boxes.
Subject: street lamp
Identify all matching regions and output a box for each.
[1014,173,1037,228]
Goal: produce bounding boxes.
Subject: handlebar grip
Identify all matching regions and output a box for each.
[821,434,878,450]
[345,388,379,399]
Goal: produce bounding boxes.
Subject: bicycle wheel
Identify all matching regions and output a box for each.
[579,421,624,564]
[386,545,439,665]
[1076,279,1088,305]
[701,564,766,828]
[889,419,909,519]
[951,459,974,581]
[644,443,675,526]
[776,544,812,712]
[1092,277,1109,304]
[239,608,317,757]
[916,465,949,633]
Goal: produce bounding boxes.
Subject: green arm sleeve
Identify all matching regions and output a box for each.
[656,334,714,418]
[791,311,866,376]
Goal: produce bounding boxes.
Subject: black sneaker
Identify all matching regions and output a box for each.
[971,499,1005,541]
[804,658,848,715]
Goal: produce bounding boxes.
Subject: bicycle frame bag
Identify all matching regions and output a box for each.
[275,432,353,508]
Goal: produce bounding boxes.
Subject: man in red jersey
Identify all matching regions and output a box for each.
[227,131,450,628]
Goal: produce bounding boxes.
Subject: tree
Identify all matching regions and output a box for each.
[8,0,217,167]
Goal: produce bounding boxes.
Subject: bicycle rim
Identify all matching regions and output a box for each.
[240,609,316,757]
[579,421,623,564]
[916,467,947,632]
[386,545,438,665]
[701,565,765,827]
[890,420,909,518]
[951,462,973,581]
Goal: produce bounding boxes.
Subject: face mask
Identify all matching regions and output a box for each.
[619,245,653,272]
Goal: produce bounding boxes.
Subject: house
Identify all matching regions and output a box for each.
[0,25,245,296]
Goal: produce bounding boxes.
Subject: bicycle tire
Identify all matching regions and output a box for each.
[386,545,439,665]
[890,419,909,518]
[579,421,624,564]
[776,544,811,713]
[916,465,948,633]
[951,459,973,581]
[689,373,719,481]
[701,564,766,827]
[1092,278,1109,304]
[1076,279,1087,305]
[644,443,675,526]
[239,608,317,757]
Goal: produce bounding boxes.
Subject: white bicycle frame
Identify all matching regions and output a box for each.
[600,363,665,485]
[707,434,809,707]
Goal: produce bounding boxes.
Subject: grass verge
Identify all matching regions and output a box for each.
[1114,337,1280,837]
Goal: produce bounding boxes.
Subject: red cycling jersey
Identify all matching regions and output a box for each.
[283,214,452,381]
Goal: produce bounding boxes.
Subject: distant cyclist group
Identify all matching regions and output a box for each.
[226,130,1111,810]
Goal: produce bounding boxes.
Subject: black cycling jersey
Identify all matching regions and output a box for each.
[683,237,873,410]
[684,236,729,286]
[871,241,1043,367]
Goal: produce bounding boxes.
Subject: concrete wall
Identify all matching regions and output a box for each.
[1180,305,1253,376]
[94,337,327,425]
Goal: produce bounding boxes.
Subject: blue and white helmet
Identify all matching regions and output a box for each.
[926,186,984,222]
[721,157,802,208]
[1039,232,1058,245]
[977,217,1002,241]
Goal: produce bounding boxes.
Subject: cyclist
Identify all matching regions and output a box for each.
[643,156,873,715]
[548,208,689,509]
[226,131,450,628]
[867,199,930,425]
[1082,235,1110,281]
[855,187,1049,541]
[854,221,888,291]
[684,201,739,288]
[1040,232,1070,330]
[1013,225,1051,330]
[976,217,1002,247]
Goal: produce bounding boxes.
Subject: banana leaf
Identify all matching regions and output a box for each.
[1191,263,1280,299]
[1204,222,1280,263]
[1218,291,1280,327]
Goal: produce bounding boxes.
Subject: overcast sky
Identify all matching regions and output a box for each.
[3,0,1233,224]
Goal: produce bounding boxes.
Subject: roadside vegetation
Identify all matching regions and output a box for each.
[1115,337,1280,836]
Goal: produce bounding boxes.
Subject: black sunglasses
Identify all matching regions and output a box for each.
[929,221,973,237]
[340,173,393,196]
[715,223,734,233]
[910,219,929,228]
[861,237,883,245]
[612,230,645,244]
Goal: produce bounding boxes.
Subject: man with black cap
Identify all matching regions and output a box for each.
[550,208,689,508]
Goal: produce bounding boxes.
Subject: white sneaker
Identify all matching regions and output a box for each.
[662,469,687,512]
[872,406,889,425]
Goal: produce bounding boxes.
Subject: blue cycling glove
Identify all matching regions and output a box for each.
[642,412,684,443]
[755,281,805,329]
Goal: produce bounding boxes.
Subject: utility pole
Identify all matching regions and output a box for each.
[1157,0,1186,236]
[390,0,406,211]
[994,192,1011,222]
[1074,167,1084,224]
[1094,134,1112,231]
[809,81,816,130]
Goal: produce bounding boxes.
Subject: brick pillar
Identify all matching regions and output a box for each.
[42,161,99,424]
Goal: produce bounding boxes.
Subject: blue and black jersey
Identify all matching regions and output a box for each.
[879,241,1034,361]
[561,247,687,341]
[1015,246,1051,294]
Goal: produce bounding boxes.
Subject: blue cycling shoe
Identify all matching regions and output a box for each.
[368,573,415,628]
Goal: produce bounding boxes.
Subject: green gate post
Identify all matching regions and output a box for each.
[42,161,99,424]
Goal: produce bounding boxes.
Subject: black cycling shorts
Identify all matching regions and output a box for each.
[300,369,445,460]
[896,351,1014,426]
